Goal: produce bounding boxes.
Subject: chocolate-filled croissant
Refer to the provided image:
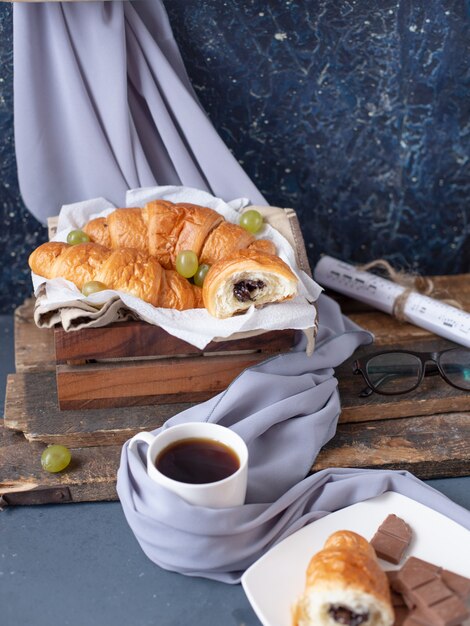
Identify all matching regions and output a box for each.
[29,242,202,310]
[202,249,298,318]
[293,531,394,626]
[83,200,276,269]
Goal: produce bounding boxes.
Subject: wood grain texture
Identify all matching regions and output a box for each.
[4,371,193,446]
[336,337,470,422]
[2,409,469,506]
[3,272,469,505]
[314,412,470,478]
[54,323,296,362]
[55,353,268,409]
[14,299,55,372]
[6,320,470,446]
[0,422,119,506]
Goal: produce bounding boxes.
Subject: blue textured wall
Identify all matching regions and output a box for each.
[1,1,469,313]
[1,5,47,313]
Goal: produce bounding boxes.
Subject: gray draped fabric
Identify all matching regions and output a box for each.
[13,0,266,223]
[117,296,470,583]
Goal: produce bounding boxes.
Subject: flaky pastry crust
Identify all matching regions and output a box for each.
[83,200,276,269]
[293,531,394,626]
[29,242,200,310]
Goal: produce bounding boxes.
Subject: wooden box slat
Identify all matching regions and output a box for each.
[14,299,55,373]
[55,352,269,410]
[54,323,296,362]
[53,319,296,410]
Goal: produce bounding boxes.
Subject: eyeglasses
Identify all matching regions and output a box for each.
[353,348,470,397]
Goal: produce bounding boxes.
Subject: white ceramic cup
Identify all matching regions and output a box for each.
[128,422,248,508]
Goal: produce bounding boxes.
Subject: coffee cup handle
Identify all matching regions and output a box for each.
[128,431,156,462]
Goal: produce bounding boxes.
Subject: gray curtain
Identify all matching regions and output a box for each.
[13,0,266,223]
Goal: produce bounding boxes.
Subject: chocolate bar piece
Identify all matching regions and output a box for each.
[393,605,410,626]
[402,611,426,626]
[397,556,440,589]
[371,514,412,564]
[402,609,432,626]
[391,590,406,608]
[386,573,407,607]
[441,569,470,600]
[396,558,469,626]
[409,577,454,608]
[425,595,469,626]
[402,606,466,626]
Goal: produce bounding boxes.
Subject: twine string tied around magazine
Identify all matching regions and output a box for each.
[357,259,463,321]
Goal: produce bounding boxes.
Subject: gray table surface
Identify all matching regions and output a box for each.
[1,314,469,626]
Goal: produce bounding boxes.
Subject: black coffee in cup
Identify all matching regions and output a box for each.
[155,437,240,484]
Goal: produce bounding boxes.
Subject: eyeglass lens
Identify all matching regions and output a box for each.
[365,353,422,393]
[438,348,470,391]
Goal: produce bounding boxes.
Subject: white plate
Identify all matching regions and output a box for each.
[241,492,470,626]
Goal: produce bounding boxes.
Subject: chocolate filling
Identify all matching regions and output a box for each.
[328,605,369,626]
[233,279,265,302]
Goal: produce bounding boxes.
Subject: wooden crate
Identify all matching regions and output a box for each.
[54,324,297,410]
[49,206,310,410]
[1,273,469,505]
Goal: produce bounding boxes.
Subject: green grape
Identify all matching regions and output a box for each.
[176,250,199,278]
[41,445,72,473]
[82,281,107,296]
[193,264,210,287]
[67,230,90,245]
[239,210,263,234]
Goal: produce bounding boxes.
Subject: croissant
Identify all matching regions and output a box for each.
[83,200,276,269]
[202,249,298,318]
[29,242,202,310]
[292,530,394,626]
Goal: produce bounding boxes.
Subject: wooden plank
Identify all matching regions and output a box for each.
[314,412,470,479]
[6,335,469,446]
[5,362,470,448]
[0,422,119,506]
[14,298,55,372]
[339,376,470,422]
[54,323,296,362]
[56,353,266,410]
[4,372,194,447]
[336,337,470,423]
[2,409,469,507]
[4,268,468,504]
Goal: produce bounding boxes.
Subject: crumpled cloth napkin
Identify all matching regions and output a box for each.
[117,295,470,583]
